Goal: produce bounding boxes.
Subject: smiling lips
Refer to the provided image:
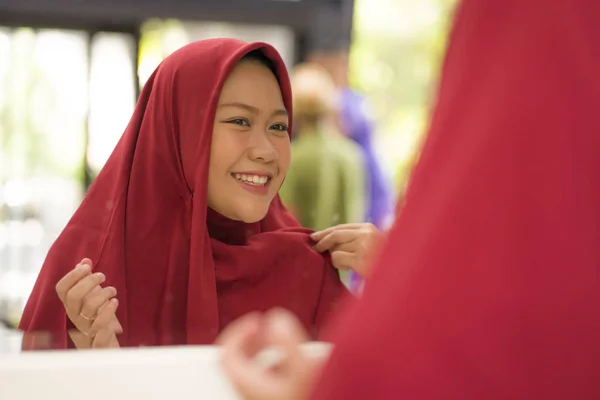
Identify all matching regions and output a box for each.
[232,172,271,186]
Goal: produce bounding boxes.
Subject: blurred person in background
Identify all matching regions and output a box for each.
[219,0,600,398]
[305,50,394,229]
[306,51,395,291]
[279,63,375,288]
[339,88,394,230]
[279,63,366,232]
[338,88,395,291]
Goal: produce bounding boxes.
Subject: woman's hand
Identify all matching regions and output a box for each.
[218,309,324,400]
[311,223,384,278]
[55,258,122,349]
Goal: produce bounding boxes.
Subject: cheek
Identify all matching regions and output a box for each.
[210,128,246,174]
[276,139,292,175]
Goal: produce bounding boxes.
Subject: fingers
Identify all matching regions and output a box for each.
[54,258,123,349]
[68,330,93,349]
[56,258,106,317]
[69,301,122,349]
[91,298,120,348]
[220,310,316,400]
[264,308,310,345]
[106,333,121,348]
[313,230,357,253]
[331,250,355,272]
[94,294,123,334]
[55,262,92,303]
[313,223,382,277]
[91,325,121,348]
[65,272,106,322]
[80,286,117,321]
[80,258,93,266]
[92,329,114,349]
[220,314,284,398]
[88,297,119,338]
[109,316,124,335]
[310,223,363,241]
[263,309,318,399]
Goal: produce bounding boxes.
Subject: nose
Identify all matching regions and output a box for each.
[247,130,278,163]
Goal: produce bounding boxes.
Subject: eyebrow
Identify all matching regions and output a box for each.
[218,102,288,118]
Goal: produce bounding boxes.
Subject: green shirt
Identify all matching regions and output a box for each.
[280,130,366,231]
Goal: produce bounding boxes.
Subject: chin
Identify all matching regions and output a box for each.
[238,212,268,224]
[235,203,270,224]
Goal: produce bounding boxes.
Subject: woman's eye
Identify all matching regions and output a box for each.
[270,123,288,132]
[228,118,250,127]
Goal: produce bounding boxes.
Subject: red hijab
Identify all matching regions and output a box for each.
[313,0,600,398]
[19,39,346,349]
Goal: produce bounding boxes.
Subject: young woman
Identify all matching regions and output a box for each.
[18,39,381,350]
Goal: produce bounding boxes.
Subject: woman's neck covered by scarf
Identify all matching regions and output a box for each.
[206,207,259,246]
[18,39,347,350]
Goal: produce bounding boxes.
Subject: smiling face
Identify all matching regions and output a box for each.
[207,56,291,223]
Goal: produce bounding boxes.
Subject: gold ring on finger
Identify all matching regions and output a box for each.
[80,312,95,321]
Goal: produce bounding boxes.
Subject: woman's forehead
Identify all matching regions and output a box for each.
[218,61,285,109]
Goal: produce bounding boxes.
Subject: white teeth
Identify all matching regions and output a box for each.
[234,173,269,186]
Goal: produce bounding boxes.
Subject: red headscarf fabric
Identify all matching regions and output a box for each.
[312,0,600,398]
[19,39,347,349]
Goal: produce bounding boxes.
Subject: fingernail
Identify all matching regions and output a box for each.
[94,272,105,283]
[108,287,117,295]
[76,263,90,272]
